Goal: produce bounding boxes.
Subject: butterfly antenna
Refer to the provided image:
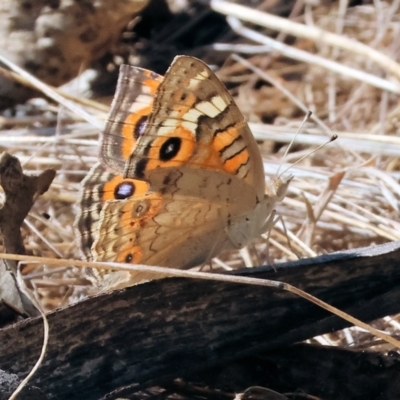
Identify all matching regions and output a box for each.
[278,134,338,179]
[276,111,312,177]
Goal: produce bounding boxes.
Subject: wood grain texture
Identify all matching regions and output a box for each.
[188,344,400,400]
[1,241,400,399]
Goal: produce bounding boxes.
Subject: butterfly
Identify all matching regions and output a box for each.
[75,56,291,288]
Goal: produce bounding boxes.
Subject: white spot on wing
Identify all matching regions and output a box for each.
[158,125,176,136]
[128,94,153,112]
[183,108,202,122]
[212,95,229,112]
[166,111,179,120]
[161,118,178,128]
[199,70,209,79]
[195,101,220,118]
[188,71,209,89]
[181,120,197,132]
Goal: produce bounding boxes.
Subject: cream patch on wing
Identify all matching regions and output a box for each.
[188,71,210,89]
[194,96,229,118]
[179,96,230,132]
[128,93,155,112]
[181,120,198,133]
[158,124,178,136]
[211,95,229,112]
[182,108,203,122]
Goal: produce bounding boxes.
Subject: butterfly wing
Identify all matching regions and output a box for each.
[93,191,230,267]
[76,163,150,260]
[83,172,242,286]
[120,56,266,201]
[76,162,261,281]
[100,67,163,173]
[76,56,290,287]
[85,195,230,288]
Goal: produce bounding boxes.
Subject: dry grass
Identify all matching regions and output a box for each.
[1,0,399,350]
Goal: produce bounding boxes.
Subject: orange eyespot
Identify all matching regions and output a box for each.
[146,125,195,171]
[102,176,149,201]
[121,107,152,160]
[116,246,142,264]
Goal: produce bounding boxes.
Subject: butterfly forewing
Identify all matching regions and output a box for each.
[123,56,266,199]
[101,67,163,173]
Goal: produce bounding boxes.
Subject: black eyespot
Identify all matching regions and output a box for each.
[159,137,181,161]
[125,253,133,263]
[134,115,148,138]
[114,181,135,200]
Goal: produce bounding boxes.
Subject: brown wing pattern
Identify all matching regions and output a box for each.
[123,56,266,199]
[101,67,163,173]
[75,163,150,260]
[75,56,286,289]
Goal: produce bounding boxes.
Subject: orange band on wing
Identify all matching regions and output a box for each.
[144,75,161,94]
[212,126,240,153]
[116,246,143,264]
[191,142,224,170]
[102,176,150,201]
[121,106,152,160]
[223,149,250,174]
[211,126,250,174]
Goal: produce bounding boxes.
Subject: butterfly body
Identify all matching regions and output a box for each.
[76,56,289,287]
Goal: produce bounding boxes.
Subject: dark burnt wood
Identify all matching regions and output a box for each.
[1,241,400,399]
[186,343,400,400]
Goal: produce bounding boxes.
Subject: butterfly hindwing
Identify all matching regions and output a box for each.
[76,162,150,260]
